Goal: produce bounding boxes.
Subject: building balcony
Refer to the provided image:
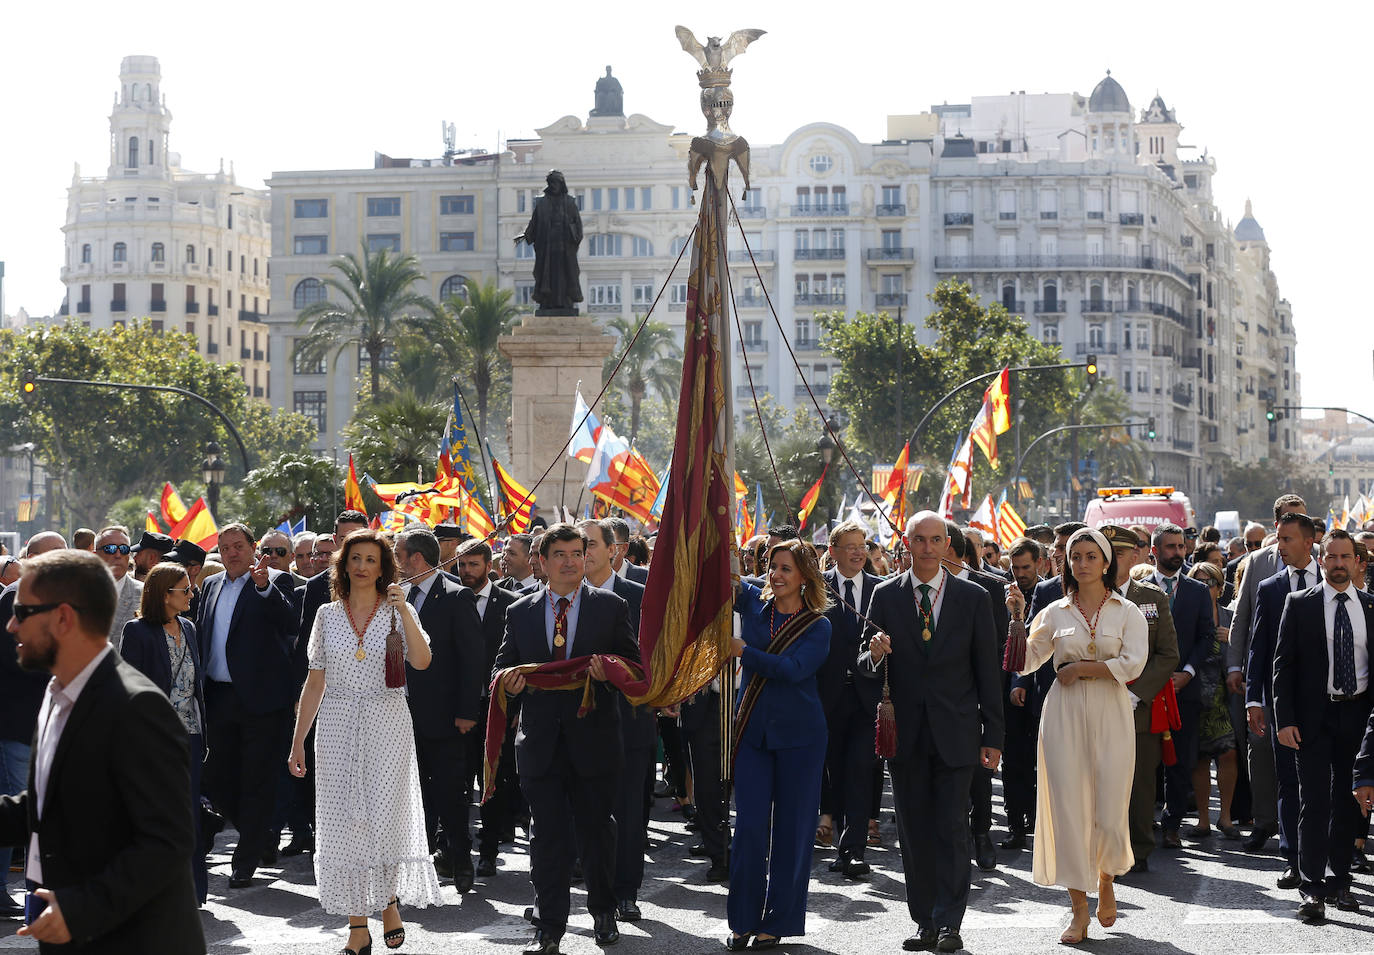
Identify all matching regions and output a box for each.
[1172,385,1193,407]
[1074,342,1117,355]
[207,304,219,316]
[185,301,200,313]
[241,347,252,359]
[796,383,830,397]
[1080,299,1115,313]
[795,248,846,260]
[110,299,126,312]
[1087,210,1105,220]
[931,254,1189,282]
[1152,344,1175,358]
[735,294,766,309]
[866,247,914,262]
[737,205,766,218]
[876,203,906,216]
[1034,299,1066,314]
[150,301,166,312]
[206,342,219,354]
[1172,437,1195,452]
[795,293,845,306]
[736,339,768,355]
[588,302,621,313]
[729,249,775,263]
[998,299,1026,313]
[998,211,1017,221]
[239,310,262,323]
[794,337,822,352]
[1120,213,1145,226]
[77,302,91,314]
[943,212,974,226]
[791,203,850,217]
[254,349,265,361]
[736,384,769,398]
[876,293,908,308]
[1040,211,1059,220]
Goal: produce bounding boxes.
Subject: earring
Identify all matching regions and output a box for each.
[800,583,807,593]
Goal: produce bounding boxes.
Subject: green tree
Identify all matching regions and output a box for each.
[443,278,520,444]
[602,315,682,447]
[1222,461,1330,526]
[342,391,447,485]
[293,246,439,401]
[240,451,342,532]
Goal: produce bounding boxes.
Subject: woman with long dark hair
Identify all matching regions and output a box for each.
[725,539,832,950]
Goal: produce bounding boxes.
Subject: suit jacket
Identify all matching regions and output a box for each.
[107,577,143,653]
[733,581,831,750]
[0,582,48,744]
[192,567,298,714]
[1273,585,1374,737]
[493,583,641,778]
[1157,573,1216,704]
[819,568,883,716]
[1247,566,1319,708]
[1229,544,1284,672]
[406,573,486,739]
[857,570,1004,767]
[621,562,649,586]
[965,567,1010,655]
[1123,579,1182,733]
[604,575,657,749]
[477,584,520,698]
[119,617,207,734]
[0,653,204,954]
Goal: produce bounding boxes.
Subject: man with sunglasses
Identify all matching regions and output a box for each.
[256,530,293,575]
[94,527,142,654]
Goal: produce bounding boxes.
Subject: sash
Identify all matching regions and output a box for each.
[728,606,823,775]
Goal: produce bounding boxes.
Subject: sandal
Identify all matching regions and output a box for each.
[1060,899,1090,944]
[1097,875,1117,928]
[383,897,404,950]
[341,925,372,955]
[868,819,882,846]
[815,817,833,847]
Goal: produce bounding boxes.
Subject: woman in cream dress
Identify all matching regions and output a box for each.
[1021,527,1148,944]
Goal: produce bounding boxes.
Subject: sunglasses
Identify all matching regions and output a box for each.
[12,602,81,624]
[259,547,289,558]
[167,583,198,595]
[99,544,132,556]
[1246,540,1263,550]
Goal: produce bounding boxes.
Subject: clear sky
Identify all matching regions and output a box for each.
[2,0,1367,411]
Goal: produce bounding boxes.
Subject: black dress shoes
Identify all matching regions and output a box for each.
[432,850,454,879]
[973,833,997,871]
[1297,893,1326,922]
[843,859,872,878]
[0,896,24,920]
[593,912,619,945]
[523,930,561,955]
[750,937,780,950]
[690,844,714,858]
[454,859,475,894]
[936,927,964,952]
[228,870,254,889]
[1277,866,1301,890]
[1242,824,1277,852]
[902,927,938,951]
[615,899,642,922]
[1128,858,1149,874]
[998,832,1027,851]
[476,856,498,878]
[827,857,847,873]
[1326,888,1361,912]
[724,935,751,951]
[1355,847,1373,873]
[705,862,730,883]
[281,834,313,857]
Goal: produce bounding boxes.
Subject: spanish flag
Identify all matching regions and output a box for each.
[344,454,367,514]
[491,458,535,533]
[169,497,218,550]
[797,464,829,531]
[988,366,1012,435]
[145,512,163,534]
[880,442,911,532]
[160,483,189,529]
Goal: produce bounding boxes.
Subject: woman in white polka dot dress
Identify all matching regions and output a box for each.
[288,530,444,954]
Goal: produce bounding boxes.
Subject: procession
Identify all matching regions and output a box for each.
[0,10,1367,955]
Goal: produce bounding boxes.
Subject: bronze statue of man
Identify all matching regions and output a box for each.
[518,170,583,314]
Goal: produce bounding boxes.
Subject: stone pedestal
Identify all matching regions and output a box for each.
[498,314,617,518]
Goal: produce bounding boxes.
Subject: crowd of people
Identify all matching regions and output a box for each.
[3,491,1374,952]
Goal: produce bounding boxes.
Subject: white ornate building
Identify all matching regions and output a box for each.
[58,56,272,397]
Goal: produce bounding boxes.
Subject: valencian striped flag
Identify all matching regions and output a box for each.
[997,489,1027,548]
[491,458,535,533]
[585,422,662,524]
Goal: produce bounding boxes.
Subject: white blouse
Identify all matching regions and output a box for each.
[1022,590,1149,686]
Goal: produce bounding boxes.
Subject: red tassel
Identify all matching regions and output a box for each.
[1161,730,1177,766]
[876,697,897,758]
[384,610,406,689]
[1002,627,1026,673]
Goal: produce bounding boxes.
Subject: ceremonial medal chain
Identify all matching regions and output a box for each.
[912,571,946,642]
[345,597,384,661]
[547,588,578,648]
[1072,591,1108,657]
[769,603,797,641]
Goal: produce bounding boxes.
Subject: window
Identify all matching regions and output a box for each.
[293,278,326,309]
[591,188,603,211]
[1039,189,1058,218]
[609,189,619,211]
[641,187,652,210]
[366,234,401,253]
[623,188,634,210]
[127,136,138,169]
[948,189,970,213]
[439,275,469,301]
[630,237,654,257]
[742,188,762,211]
[831,186,846,209]
[1041,323,1058,344]
[227,204,233,230]
[151,283,165,307]
[1041,282,1058,310]
[207,248,214,268]
[831,229,845,251]
[294,235,328,255]
[587,234,623,257]
[151,242,165,263]
[1137,370,1149,392]
[185,244,195,264]
[293,391,327,433]
[81,244,91,264]
[439,232,474,252]
[743,321,763,345]
[794,229,810,251]
[1088,323,1104,347]
[1086,188,1104,220]
[796,317,811,343]
[294,198,328,218]
[670,283,688,306]
[1002,284,1017,310]
[515,282,535,306]
[882,185,901,207]
[588,283,621,306]
[240,254,246,273]
[882,274,904,294]
[672,187,683,210]
[517,190,528,214]
[632,283,654,306]
[795,187,811,210]
[440,194,474,215]
[112,242,127,263]
[670,235,689,257]
[515,239,534,259]
[367,197,401,217]
[809,154,833,174]
[998,190,1016,220]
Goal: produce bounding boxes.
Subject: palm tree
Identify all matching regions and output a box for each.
[293,246,439,400]
[441,279,521,441]
[603,315,683,446]
[341,389,448,483]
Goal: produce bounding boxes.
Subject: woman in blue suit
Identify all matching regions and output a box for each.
[120,561,208,904]
[727,539,832,950]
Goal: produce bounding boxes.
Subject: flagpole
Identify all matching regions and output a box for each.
[453,378,497,520]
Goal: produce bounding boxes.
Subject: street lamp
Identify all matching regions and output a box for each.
[201,441,227,522]
[815,417,842,528]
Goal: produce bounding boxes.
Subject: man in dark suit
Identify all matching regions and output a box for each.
[0,549,204,952]
[859,511,1003,954]
[1000,536,1043,851]
[1151,522,1217,848]
[1008,523,1084,735]
[1274,529,1374,920]
[819,520,883,878]
[497,533,539,593]
[605,517,649,586]
[678,682,728,882]
[1245,512,1319,888]
[495,523,641,955]
[454,538,521,877]
[578,519,650,921]
[194,522,298,887]
[395,526,485,893]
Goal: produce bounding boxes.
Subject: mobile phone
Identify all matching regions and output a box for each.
[25,891,47,925]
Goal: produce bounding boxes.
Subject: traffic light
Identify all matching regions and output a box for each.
[1265,402,1275,422]
[1085,354,1099,388]
[1145,417,1156,440]
[20,369,36,403]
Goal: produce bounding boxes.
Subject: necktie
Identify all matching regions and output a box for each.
[844,579,857,625]
[406,585,421,613]
[1294,568,1306,591]
[1163,576,1175,609]
[1334,592,1357,696]
[918,583,933,644]
[553,596,570,661]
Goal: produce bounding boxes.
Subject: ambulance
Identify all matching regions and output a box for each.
[1082,486,1196,534]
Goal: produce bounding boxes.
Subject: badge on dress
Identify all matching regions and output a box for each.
[1140,604,1159,621]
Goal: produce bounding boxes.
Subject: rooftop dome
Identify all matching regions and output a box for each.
[1088,71,1131,114]
[1234,199,1266,242]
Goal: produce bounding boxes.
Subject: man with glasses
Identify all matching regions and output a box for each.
[290,532,316,584]
[94,526,142,654]
[0,557,20,588]
[310,534,337,578]
[256,530,293,575]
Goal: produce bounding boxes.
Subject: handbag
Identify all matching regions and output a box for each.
[384,607,406,689]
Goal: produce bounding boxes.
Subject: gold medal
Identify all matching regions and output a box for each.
[1087,642,1097,655]
[922,628,932,642]
[355,648,366,661]
[554,635,566,648]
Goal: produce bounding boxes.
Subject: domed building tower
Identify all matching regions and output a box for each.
[1086,71,1134,159]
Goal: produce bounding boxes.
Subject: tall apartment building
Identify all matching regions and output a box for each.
[58,56,272,396]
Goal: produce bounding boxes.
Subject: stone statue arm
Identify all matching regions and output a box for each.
[516,205,540,246]
[567,200,583,245]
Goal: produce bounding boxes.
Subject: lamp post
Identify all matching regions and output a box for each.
[816,416,841,530]
[201,441,227,523]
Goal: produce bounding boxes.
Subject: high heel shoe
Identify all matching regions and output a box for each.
[340,926,372,955]
[724,933,752,951]
[1060,901,1090,945]
[1097,875,1117,927]
[383,897,404,950]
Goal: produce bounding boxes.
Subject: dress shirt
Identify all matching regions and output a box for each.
[837,569,865,614]
[405,571,438,614]
[586,571,617,593]
[518,574,538,591]
[206,572,251,682]
[1288,561,1319,592]
[615,561,629,580]
[472,579,493,620]
[29,645,113,885]
[1324,581,1369,695]
[1153,570,1194,677]
[543,585,584,656]
[113,573,129,602]
[912,567,949,630]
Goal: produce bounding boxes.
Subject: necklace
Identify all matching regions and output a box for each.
[1072,590,1109,656]
[345,596,383,661]
[911,571,947,642]
[546,588,579,648]
[769,602,798,641]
